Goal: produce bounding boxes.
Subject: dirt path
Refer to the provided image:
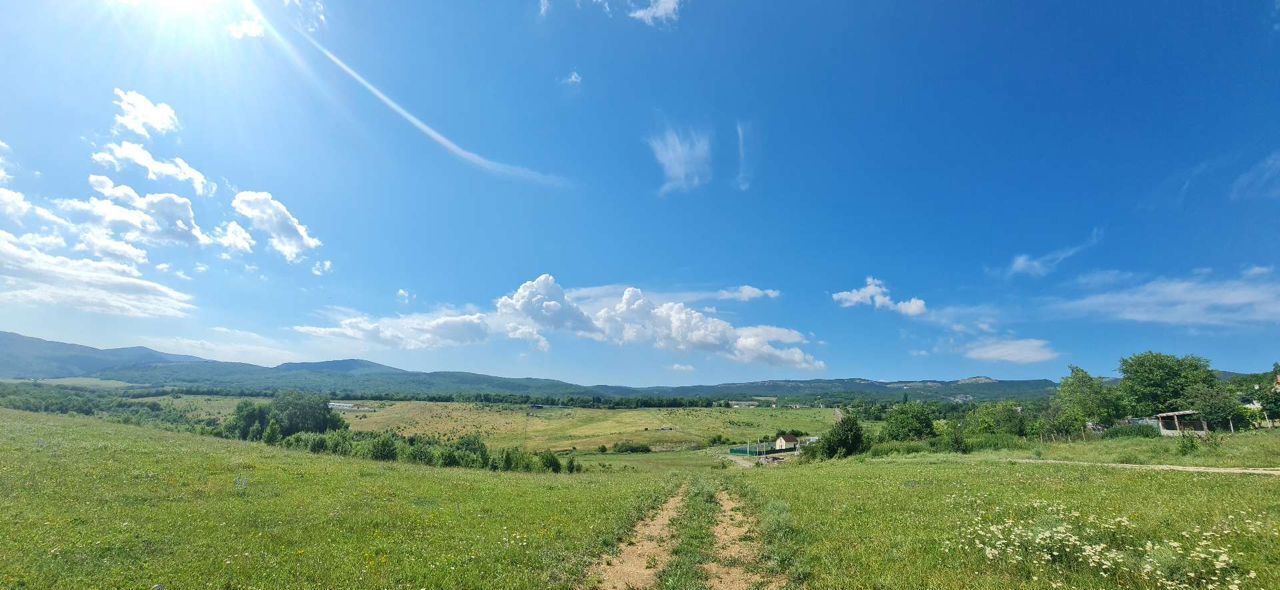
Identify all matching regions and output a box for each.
[1012,459,1280,476]
[702,491,784,590]
[583,487,687,590]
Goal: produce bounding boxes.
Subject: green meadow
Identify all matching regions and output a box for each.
[0,409,673,590]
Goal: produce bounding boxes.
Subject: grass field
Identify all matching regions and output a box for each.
[132,394,273,423]
[0,409,674,590]
[342,401,838,451]
[977,428,1280,469]
[5,408,1280,589]
[734,455,1280,589]
[125,395,839,452]
[0,377,135,389]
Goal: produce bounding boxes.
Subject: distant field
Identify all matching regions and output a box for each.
[342,401,839,451]
[0,377,134,389]
[0,409,672,590]
[736,455,1280,589]
[132,394,272,423]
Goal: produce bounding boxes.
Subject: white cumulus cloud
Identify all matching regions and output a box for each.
[231,191,321,262]
[91,141,210,196]
[832,276,927,316]
[111,89,179,138]
[630,0,681,25]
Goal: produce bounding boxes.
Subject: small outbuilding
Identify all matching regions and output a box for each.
[1154,410,1209,437]
[775,434,799,451]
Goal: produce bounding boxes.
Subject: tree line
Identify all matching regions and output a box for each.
[802,352,1280,462]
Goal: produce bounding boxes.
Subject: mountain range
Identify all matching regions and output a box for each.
[0,331,1058,401]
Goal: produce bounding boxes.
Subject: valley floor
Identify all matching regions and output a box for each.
[3,409,1279,590]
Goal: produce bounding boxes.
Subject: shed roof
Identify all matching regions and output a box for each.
[778,434,799,442]
[1154,410,1199,418]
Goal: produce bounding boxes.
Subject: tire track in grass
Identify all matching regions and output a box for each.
[583,485,687,590]
[702,490,785,590]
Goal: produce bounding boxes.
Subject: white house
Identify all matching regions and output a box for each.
[775,434,799,451]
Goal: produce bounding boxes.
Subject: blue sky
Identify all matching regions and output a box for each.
[1,0,1278,385]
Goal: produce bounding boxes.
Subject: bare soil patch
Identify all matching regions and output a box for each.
[702,491,784,590]
[583,487,687,590]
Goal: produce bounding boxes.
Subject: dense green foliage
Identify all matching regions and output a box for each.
[1119,352,1217,415]
[882,402,937,441]
[809,414,865,459]
[611,440,653,453]
[1101,424,1160,439]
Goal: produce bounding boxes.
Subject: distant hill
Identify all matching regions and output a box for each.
[0,330,1058,401]
[0,331,202,379]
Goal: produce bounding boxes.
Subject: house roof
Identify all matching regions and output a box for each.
[1154,410,1199,418]
[778,434,798,442]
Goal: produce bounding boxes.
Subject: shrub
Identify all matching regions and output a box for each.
[965,433,1028,452]
[367,432,399,461]
[539,450,562,473]
[940,420,970,454]
[866,440,930,457]
[1102,424,1159,439]
[612,441,652,453]
[1176,431,1199,455]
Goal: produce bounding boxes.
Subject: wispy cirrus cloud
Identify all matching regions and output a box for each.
[1051,273,1280,327]
[646,126,711,195]
[1230,151,1280,200]
[1005,228,1102,277]
[964,338,1059,364]
[735,121,754,191]
[300,34,566,187]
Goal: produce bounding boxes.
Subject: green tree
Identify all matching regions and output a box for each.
[882,402,936,441]
[967,401,1027,436]
[1056,366,1128,426]
[246,421,263,442]
[1253,363,1280,423]
[1182,383,1244,431]
[270,392,346,436]
[225,400,271,440]
[261,419,282,445]
[816,414,866,458]
[1119,352,1216,416]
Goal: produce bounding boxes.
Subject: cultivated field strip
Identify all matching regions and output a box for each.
[583,485,688,590]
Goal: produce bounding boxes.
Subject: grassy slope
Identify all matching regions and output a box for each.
[975,428,1280,469]
[733,455,1280,589]
[343,401,838,451]
[0,409,673,590]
